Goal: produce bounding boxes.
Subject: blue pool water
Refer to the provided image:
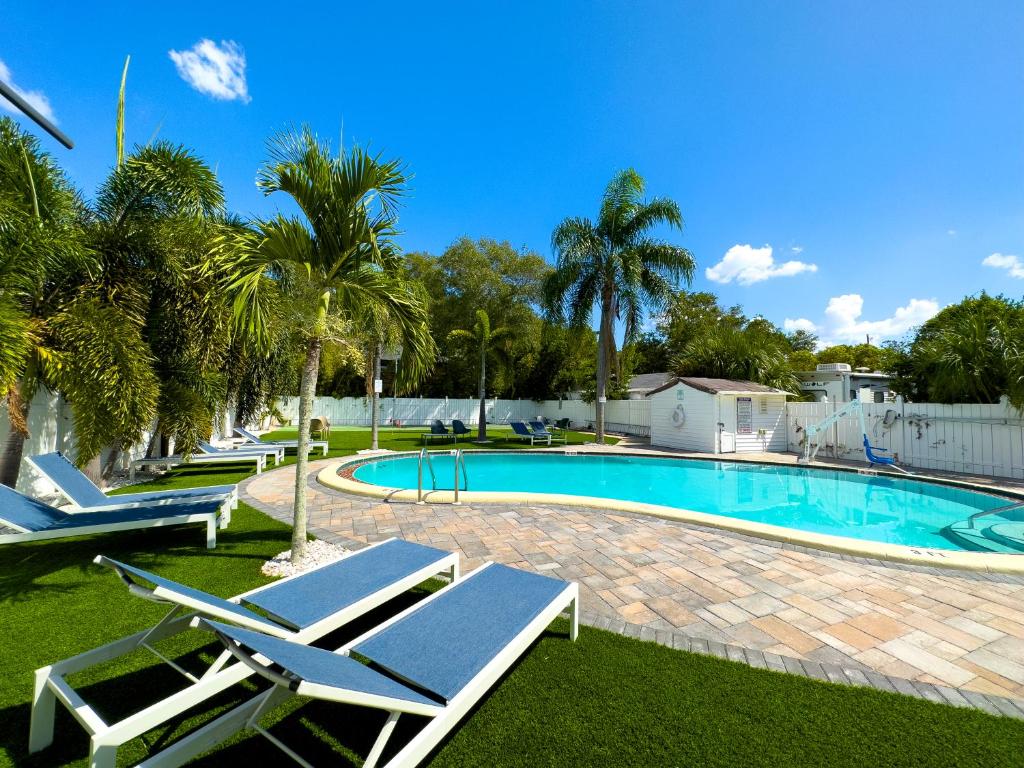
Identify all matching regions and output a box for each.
[351,453,1024,553]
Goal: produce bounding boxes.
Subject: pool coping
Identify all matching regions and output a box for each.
[316,450,1024,575]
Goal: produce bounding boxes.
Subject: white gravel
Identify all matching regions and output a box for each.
[261,539,348,578]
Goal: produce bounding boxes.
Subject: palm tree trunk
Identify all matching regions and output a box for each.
[477,342,487,442]
[594,296,613,444]
[0,372,35,488]
[370,345,381,450]
[291,336,322,565]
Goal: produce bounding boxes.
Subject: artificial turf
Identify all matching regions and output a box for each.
[1,460,1022,766]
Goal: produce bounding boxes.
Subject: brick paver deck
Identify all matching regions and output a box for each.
[241,456,1024,715]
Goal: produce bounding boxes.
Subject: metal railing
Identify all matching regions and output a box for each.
[453,449,468,504]
[417,447,436,503]
[967,499,1024,528]
[417,447,468,504]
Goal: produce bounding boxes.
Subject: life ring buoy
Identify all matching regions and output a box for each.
[671,404,686,429]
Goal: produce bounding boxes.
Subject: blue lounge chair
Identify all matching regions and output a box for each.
[452,419,472,441]
[27,451,237,513]
[510,420,550,445]
[0,483,226,549]
[529,420,565,443]
[199,439,284,465]
[234,426,329,457]
[422,419,455,444]
[158,562,578,768]
[29,538,459,768]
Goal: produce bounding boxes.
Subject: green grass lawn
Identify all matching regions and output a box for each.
[2,464,1022,766]
[261,423,620,455]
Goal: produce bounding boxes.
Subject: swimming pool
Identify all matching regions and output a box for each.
[349,452,1023,554]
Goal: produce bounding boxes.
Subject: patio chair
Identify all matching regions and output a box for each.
[554,417,572,433]
[29,538,459,768]
[199,440,284,466]
[234,426,328,457]
[130,449,266,481]
[27,452,238,515]
[509,420,550,445]
[311,416,331,439]
[0,483,227,549]
[155,562,578,768]
[529,420,565,443]
[422,419,455,444]
[451,419,472,441]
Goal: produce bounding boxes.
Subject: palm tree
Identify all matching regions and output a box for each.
[544,169,695,443]
[447,309,511,442]
[672,322,799,393]
[218,128,432,564]
[356,267,435,450]
[0,117,93,485]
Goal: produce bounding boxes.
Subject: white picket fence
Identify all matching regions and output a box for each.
[274,396,653,437]
[787,398,1024,480]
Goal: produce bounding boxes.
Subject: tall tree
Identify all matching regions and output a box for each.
[218,127,432,564]
[447,309,511,442]
[89,142,230,467]
[672,320,799,393]
[890,293,1024,408]
[544,169,694,442]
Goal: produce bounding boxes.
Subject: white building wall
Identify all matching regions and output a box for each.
[730,395,788,453]
[649,383,717,452]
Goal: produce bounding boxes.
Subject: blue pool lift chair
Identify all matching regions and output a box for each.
[27,451,237,515]
[161,562,578,768]
[29,538,459,768]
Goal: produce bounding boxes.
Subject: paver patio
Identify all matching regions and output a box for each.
[242,455,1024,706]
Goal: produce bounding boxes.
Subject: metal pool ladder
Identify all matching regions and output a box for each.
[417,448,469,504]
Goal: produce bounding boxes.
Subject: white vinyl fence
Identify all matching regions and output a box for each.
[787,397,1024,480]
[274,396,653,437]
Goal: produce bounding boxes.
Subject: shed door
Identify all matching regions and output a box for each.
[718,397,736,453]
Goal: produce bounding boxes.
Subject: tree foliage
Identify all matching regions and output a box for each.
[544,169,694,440]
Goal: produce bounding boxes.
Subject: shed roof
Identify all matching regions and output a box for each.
[646,377,790,397]
[625,372,673,393]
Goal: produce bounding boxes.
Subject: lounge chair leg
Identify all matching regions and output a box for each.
[89,740,118,768]
[449,562,460,582]
[29,668,56,753]
[365,711,401,768]
[570,596,579,641]
[206,518,217,549]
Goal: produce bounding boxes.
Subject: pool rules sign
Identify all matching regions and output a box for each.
[736,397,753,434]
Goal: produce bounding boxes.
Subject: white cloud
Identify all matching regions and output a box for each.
[783,318,817,333]
[0,59,57,124]
[822,294,939,344]
[791,245,804,254]
[983,252,1024,279]
[947,229,957,236]
[169,39,250,103]
[705,244,818,286]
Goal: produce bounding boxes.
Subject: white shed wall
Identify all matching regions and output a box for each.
[649,383,717,452]
[728,395,788,453]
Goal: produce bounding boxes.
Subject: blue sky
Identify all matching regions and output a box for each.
[2,1,1022,347]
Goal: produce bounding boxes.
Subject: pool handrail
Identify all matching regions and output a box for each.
[967,499,1024,529]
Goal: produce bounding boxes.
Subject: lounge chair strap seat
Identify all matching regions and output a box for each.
[26,452,109,506]
[101,557,282,630]
[245,539,451,630]
[206,621,438,706]
[353,564,569,702]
